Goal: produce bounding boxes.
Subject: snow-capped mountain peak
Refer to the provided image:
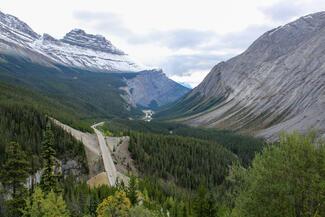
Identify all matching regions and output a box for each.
[61,28,124,55]
[0,11,40,40]
[0,10,146,72]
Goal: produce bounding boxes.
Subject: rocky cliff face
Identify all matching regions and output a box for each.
[0,10,188,108]
[121,70,189,108]
[165,12,325,140]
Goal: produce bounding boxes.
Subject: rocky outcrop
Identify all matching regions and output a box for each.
[61,29,124,55]
[166,12,325,140]
[121,70,189,108]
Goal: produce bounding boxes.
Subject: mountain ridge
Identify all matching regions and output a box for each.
[0,10,143,72]
[158,11,325,140]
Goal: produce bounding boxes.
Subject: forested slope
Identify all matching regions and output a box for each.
[0,54,143,126]
[129,132,237,189]
[102,119,265,166]
[0,104,88,174]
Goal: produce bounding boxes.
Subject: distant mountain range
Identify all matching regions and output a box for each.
[0,10,189,110]
[158,12,325,140]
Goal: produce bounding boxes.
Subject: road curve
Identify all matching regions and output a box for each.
[91,122,117,186]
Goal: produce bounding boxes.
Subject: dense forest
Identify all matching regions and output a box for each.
[0,105,88,171]
[101,119,265,166]
[128,132,237,189]
[0,99,324,217]
[1,123,324,217]
[0,81,91,131]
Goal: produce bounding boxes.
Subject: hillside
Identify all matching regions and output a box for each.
[0,105,88,175]
[157,12,325,140]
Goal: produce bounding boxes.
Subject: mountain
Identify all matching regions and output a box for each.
[121,70,190,108]
[157,12,325,140]
[0,10,142,72]
[0,10,189,110]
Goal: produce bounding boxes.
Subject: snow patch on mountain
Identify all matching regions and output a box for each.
[0,11,146,72]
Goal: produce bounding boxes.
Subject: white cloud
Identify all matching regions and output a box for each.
[170,70,210,88]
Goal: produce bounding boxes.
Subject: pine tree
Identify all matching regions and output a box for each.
[193,184,208,217]
[205,193,217,217]
[40,123,58,193]
[127,175,138,205]
[0,142,30,217]
[23,187,70,217]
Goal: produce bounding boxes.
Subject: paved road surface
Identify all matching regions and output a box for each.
[92,122,117,186]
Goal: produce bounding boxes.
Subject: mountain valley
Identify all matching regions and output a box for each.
[0,7,324,217]
[158,12,325,140]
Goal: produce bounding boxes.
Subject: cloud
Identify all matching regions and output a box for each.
[74,11,131,35]
[200,25,272,51]
[160,54,229,76]
[170,70,210,88]
[259,0,325,23]
[260,1,303,22]
[74,10,273,52]
[129,29,216,50]
[75,11,219,50]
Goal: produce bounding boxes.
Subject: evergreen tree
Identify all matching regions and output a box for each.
[0,142,30,217]
[23,187,45,217]
[129,206,159,217]
[23,187,70,217]
[205,193,217,217]
[127,176,138,206]
[192,184,217,217]
[193,184,207,217]
[40,123,58,193]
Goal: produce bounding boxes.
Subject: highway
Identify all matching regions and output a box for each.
[91,122,117,186]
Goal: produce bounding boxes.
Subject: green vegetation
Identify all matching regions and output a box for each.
[102,119,265,166]
[0,54,143,130]
[129,131,237,189]
[1,105,324,217]
[0,60,323,216]
[23,187,70,217]
[0,105,88,173]
[0,82,91,131]
[155,92,227,120]
[0,142,30,217]
[96,190,131,217]
[232,133,325,217]
[40,124,60,193]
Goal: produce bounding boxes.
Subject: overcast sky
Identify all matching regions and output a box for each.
[2,0,325,87]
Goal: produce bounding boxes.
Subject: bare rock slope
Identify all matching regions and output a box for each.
[165,12,325,140]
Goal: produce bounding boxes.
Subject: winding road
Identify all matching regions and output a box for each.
[91,122,117,186]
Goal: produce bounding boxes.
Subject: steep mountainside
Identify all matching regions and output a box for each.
[158,12,325,140]
[0,10,188,109]
[121,70,190,108]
